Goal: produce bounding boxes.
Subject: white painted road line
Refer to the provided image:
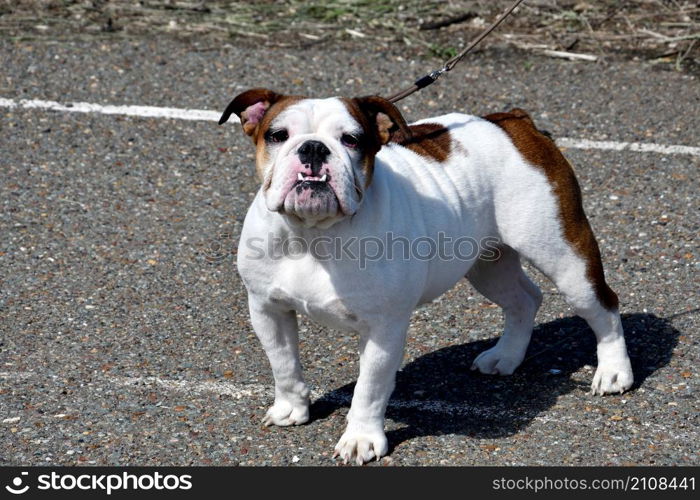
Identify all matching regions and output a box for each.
[556,137,700,157]
[0,96,220,122]
[115,376,518,418]
[117,376,270,400]
[0,371,524,418]
[2,96,699,157]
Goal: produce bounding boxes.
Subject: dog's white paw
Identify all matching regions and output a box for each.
[471,345,524,375]
[591,360,634,395]
[262,400,309,427]
[333,427,388,465]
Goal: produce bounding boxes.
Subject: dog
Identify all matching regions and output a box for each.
[218,89,634,465]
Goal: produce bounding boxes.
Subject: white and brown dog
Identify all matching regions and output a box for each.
[219,89,634,464]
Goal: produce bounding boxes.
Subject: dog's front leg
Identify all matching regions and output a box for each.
[334,320,408,465]
[248,294,310,426]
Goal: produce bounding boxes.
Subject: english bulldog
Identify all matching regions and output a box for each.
[218,89,634,465]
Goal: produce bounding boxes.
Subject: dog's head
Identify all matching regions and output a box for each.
[219,89,410,228]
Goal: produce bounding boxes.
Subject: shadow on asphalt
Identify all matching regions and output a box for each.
[311,313,679,451]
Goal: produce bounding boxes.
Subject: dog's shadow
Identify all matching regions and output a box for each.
[311,313,680,449]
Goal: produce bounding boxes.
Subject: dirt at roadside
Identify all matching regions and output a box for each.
[1,1,698,73]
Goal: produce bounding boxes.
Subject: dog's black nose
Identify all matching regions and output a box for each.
[298,140,331,175]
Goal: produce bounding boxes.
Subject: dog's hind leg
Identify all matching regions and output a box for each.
[495,186,633,394]
[467,245,542,375]
[513,236,633,395]
[485,108,633,395]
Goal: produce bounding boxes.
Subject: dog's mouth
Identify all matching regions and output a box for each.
[281,171,341,222]
[291,172,336,199]
[294,172,329,186]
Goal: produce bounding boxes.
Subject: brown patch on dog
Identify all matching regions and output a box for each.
[393,123,452,163]
[252,95,302,143]
[484,108,619,310]
[255,142,272,188]
[340,98,378,186]
[341,97,410,187]
[375,113,395,144]
[249,95,302,181]
[351,96,411,146]
[220,89,304,181]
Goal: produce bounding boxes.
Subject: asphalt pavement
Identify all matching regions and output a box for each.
[0,37,698,466]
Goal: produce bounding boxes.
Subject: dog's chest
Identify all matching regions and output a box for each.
[244,255,369,331]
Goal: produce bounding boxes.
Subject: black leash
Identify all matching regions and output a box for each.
[385,0,526,103]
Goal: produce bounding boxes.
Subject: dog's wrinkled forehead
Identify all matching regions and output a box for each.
[268,98,364,138]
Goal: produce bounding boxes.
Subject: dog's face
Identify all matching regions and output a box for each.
[219,89,410,228]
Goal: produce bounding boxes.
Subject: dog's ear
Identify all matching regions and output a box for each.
[352,96,411,145]
[219,88,282,136]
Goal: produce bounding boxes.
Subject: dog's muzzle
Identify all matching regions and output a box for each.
[279,140,341,222]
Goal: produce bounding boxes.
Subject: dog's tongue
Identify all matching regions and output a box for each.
[283,183,339,221]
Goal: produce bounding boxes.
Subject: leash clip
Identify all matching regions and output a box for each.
[414,67,448,90]
[431,67,448,79]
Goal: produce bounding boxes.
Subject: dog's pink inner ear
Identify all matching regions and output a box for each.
[352,96,410,145]
[376,112,395,144]
[241,101,270,136]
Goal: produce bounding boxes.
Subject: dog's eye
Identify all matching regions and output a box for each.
[341,133,360,149]
[266,129,289,143]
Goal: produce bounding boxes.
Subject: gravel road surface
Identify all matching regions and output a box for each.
[1,38,698,466]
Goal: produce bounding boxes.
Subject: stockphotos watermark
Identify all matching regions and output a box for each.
[4,471,192,495]
[205,232,502,268]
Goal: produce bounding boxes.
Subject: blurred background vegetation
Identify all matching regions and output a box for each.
[1,1,697,71]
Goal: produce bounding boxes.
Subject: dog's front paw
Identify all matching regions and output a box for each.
[333,425,388,465]
[471,344,524,375]
[591,360,634,395]
[262,400,309,427]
